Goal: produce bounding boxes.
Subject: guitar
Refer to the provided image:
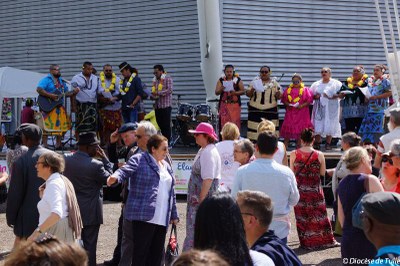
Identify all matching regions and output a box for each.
[37,90,74,112]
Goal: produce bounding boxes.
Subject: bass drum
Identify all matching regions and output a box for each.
[177,120,197,146]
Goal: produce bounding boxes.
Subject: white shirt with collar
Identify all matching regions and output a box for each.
[71,72,103,103]
[37,172,69,226]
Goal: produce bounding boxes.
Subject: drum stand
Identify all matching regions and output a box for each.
[207,99,220,139]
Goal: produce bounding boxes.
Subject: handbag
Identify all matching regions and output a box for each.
[165,224,179,266]
[352,176,369,229]
[0,182,7,204]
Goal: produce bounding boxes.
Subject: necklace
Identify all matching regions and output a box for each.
[346,74,368,89]
[100,72,116,93]
[119,73,136,95]
[152,73,167,93]
[287,83,304,103]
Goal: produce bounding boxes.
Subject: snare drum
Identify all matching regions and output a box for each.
[177,103,194,122]
[195,104,212,122]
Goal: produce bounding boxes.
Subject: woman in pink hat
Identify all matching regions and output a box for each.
[183,122,221,251]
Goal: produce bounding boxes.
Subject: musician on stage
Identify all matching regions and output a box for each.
[246,66,282,141]
[151,64,173,142]
[36,64,78,149]
[118,62,144,124]
[98,64,122,147]
[71,61,104,134]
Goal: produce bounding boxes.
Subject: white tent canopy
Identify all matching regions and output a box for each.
[0,67,45,99]
[0,67,45,128]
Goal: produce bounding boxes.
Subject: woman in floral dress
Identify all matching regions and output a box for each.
[290,128,338,250]
[359,64,392,144]
[183,122,221,251]
[280,73,313,148]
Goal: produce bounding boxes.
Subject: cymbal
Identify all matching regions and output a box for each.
[207,99,219,103]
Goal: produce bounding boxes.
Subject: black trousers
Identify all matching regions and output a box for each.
[109,208,123,263]
[155,107,172,142]
[81,224,100,266]
[344,117,364,134]
[131,221,167,266]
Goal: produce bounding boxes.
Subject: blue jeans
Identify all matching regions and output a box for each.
[122,107,138,123]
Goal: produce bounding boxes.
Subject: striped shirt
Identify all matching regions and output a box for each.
[154,76,173,109]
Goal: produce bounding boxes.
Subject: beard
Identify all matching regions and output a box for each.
[105,73,112,79]
[53,73,61,78]
[388,122,394,132]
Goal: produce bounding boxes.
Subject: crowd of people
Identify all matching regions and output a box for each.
[0,61,400,266]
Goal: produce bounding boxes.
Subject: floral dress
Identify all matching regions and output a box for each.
[359,76,391,144]
[183,144,220,251]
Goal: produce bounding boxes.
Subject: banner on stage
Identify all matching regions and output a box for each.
[173,159,193,195]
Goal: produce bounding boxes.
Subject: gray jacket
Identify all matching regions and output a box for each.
[63,151,113,226]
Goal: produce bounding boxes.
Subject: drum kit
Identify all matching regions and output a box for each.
[171,100,218,146]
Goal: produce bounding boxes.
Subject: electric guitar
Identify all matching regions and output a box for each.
[37,90,74,112]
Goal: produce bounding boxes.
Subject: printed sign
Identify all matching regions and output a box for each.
[172,159,193,195]
[0,160,8,173]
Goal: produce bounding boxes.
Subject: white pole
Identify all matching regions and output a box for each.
[384,0,400,99]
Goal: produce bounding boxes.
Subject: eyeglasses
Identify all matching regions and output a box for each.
[260,71,269,74]
[382,155,394,165]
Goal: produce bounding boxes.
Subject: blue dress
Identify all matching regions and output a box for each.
[338,174,376,265]
[359,78,391,144]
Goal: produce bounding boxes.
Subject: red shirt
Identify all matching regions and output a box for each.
[21,107,35,124]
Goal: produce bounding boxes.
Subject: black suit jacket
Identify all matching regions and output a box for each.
[6,146,48,237]
[64,151,113,226]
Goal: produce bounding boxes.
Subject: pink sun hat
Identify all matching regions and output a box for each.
[188,122,218,141]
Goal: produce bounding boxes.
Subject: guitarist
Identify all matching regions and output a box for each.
[36,64,78,149]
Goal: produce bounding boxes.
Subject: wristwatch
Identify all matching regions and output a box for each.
[35,227,43,234]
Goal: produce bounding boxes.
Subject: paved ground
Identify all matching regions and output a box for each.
[0,196,342,265]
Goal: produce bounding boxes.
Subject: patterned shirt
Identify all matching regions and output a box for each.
[154,75,173,109]
[37,74,69,94]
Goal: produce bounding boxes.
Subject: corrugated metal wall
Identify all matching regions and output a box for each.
[221,0,400,117]
[0,0,205,111]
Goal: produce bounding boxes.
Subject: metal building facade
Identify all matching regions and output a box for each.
[0,0,397,117]
[0,0,205,109]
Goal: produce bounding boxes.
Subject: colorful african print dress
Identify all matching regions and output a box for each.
[359,76,391,144]
[293,150,337,249]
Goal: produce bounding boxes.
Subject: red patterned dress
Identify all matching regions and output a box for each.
[293,149,337,249]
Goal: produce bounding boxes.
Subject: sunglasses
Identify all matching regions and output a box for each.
[321,70,329,73]
[382,155,394,165]
[260,71,269,74]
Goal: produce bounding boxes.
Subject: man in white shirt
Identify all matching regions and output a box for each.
[231,131,299,243]
[374,107,400,168]
[71,61,103,135]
